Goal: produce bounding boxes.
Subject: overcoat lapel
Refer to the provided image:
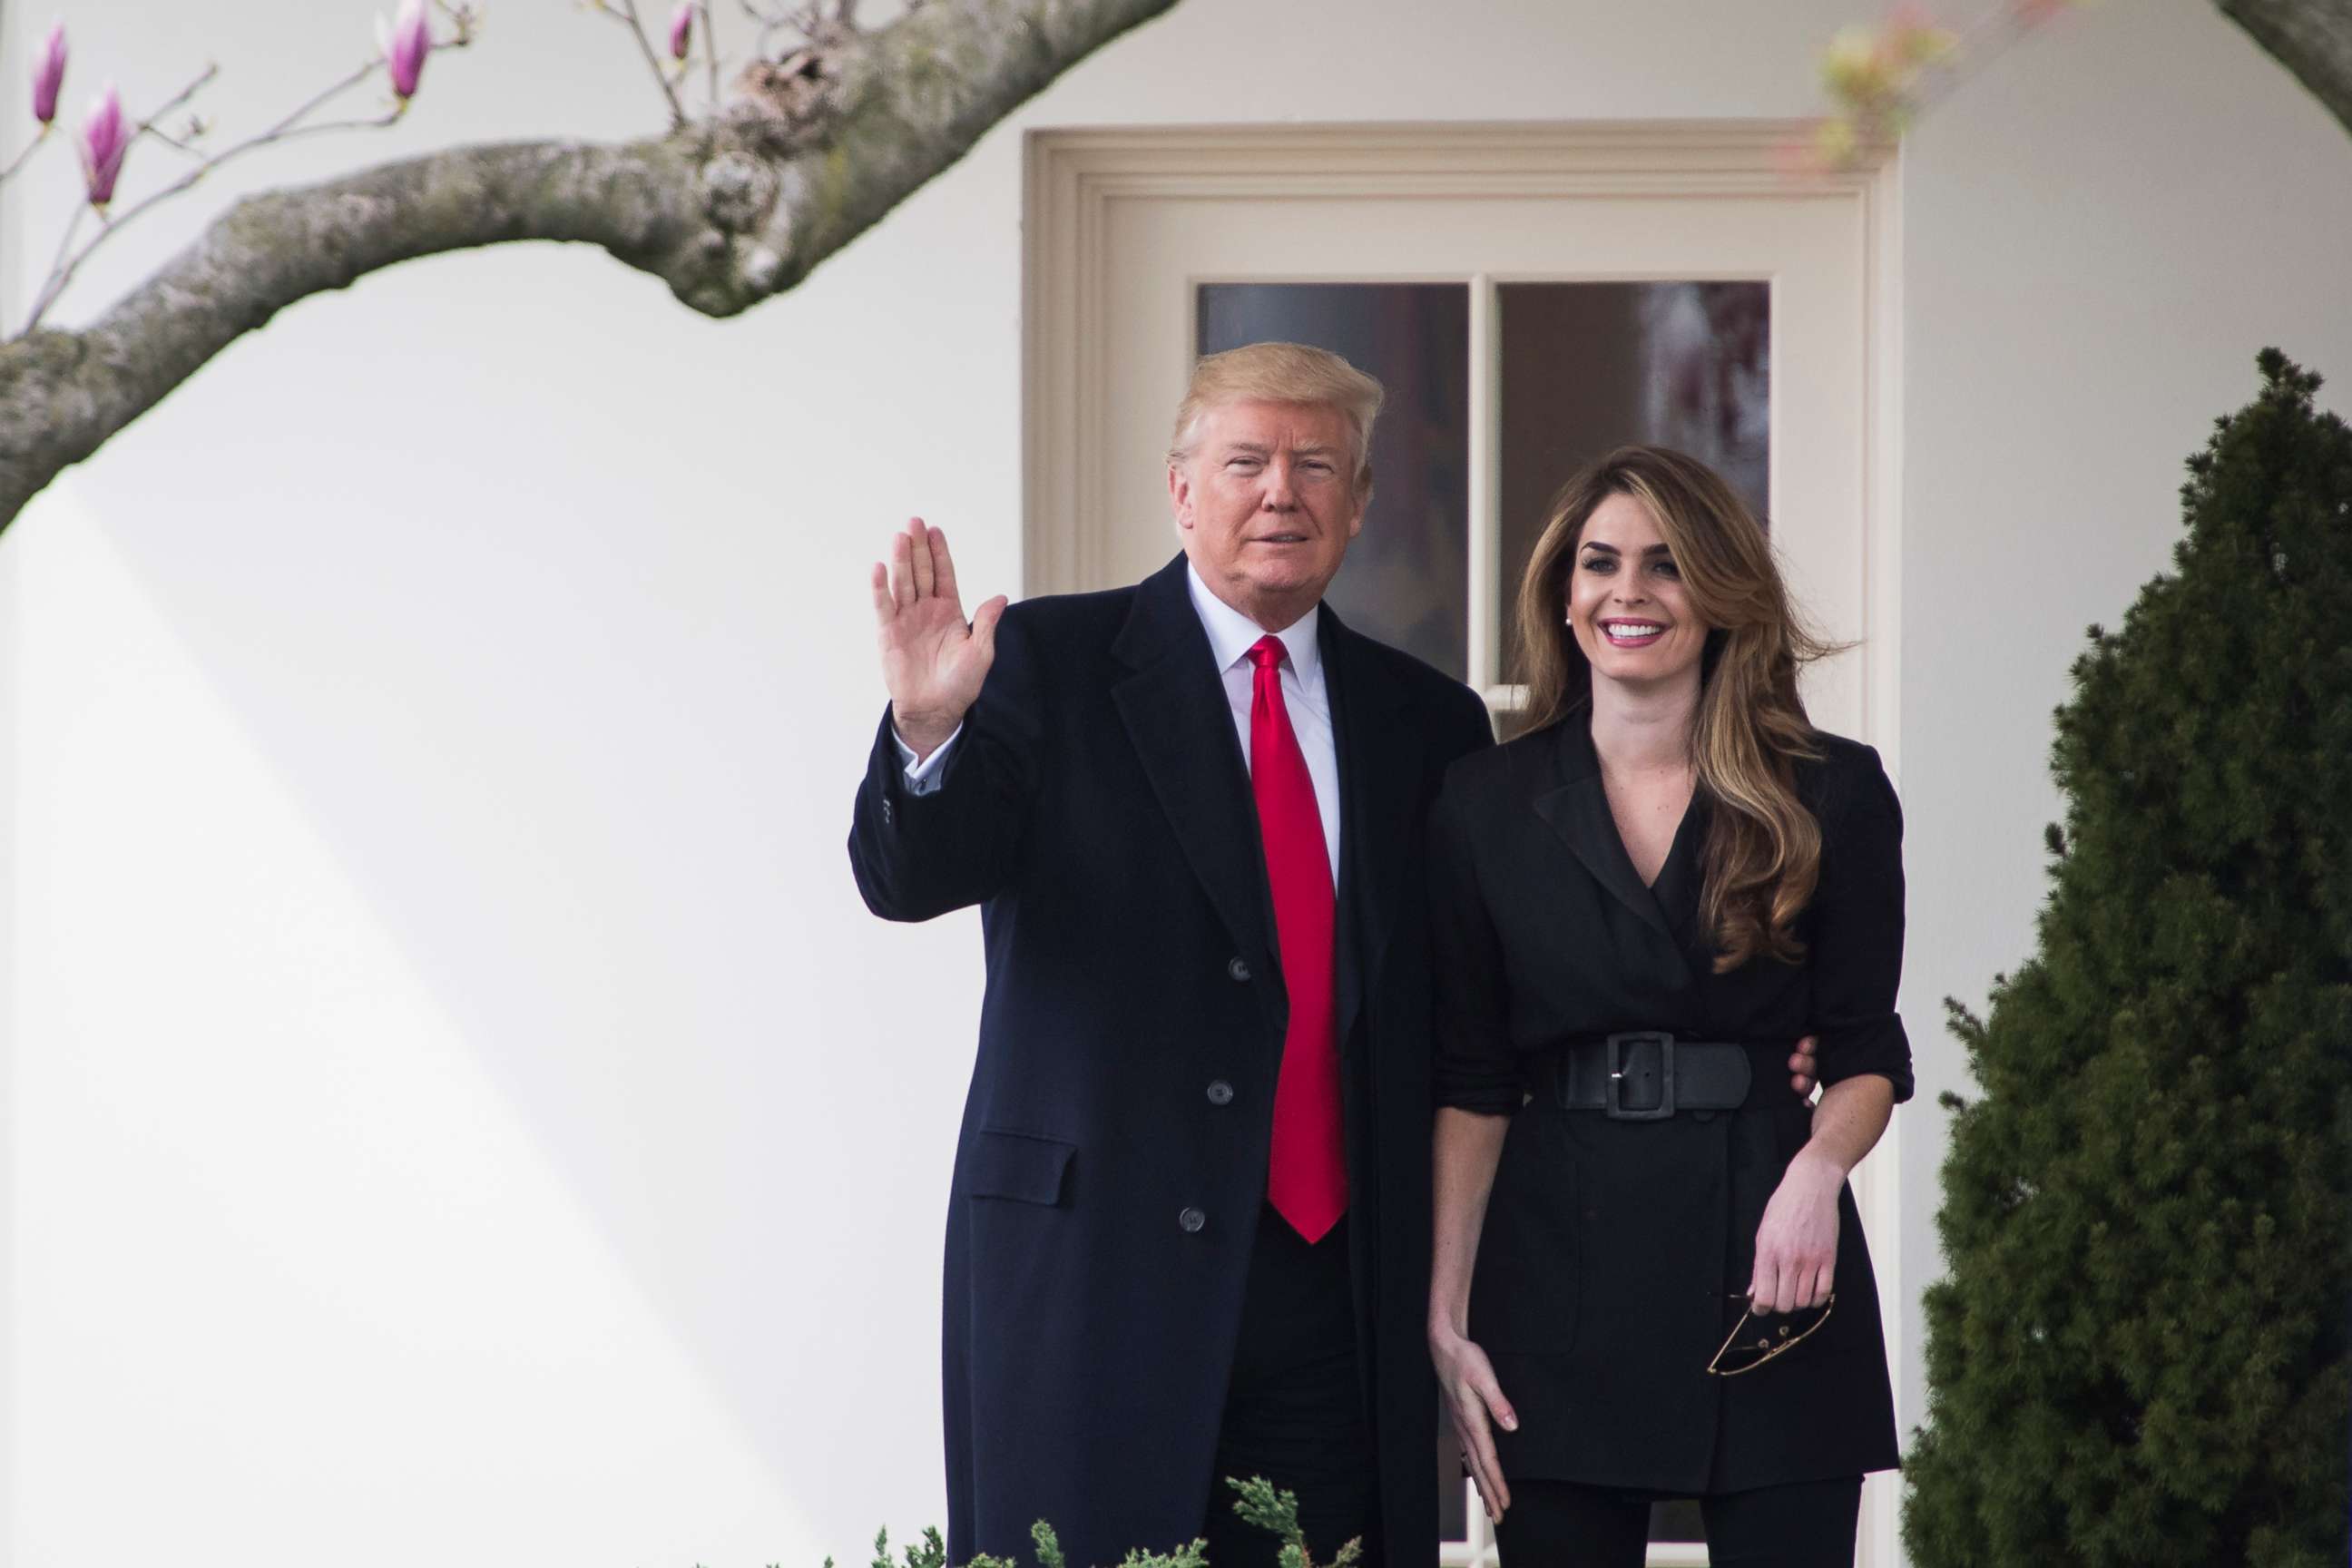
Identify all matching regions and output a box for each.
[1323,606,1418,1052]
[1111,557,1272,971]
[1530,709,1697,990]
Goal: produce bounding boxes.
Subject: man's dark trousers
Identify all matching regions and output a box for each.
[1204,1209,1381,1568]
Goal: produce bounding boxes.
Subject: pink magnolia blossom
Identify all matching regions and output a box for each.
[668,2,693,62]
[1821,25,1893,109]
[78,82,128,207]
[1877,5,1957,74]
[1820,9,1955,125]
[33,19,67,126]
[377,0,432,102]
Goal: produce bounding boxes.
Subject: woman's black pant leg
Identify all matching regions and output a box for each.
[1494,1475,1861,1568]
[1491,1480,1651,1568]
[1697,1475,1863,1568]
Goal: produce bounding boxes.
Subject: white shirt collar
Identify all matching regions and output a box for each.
[1185,562,1322,682]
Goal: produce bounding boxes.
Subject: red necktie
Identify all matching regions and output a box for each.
[1246,635,1347,1243]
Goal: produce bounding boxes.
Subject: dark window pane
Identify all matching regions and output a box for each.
[1497,280,1770,679]
[1198,283,1471,681]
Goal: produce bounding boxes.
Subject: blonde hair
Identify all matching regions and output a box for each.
[1516,446,1847,972]
[1167,341,1385,500]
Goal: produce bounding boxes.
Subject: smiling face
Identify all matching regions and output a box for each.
[1566,490,1712,694]
[1168,398,1365,631]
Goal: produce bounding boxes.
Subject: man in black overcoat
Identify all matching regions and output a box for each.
[848,343,1494,1568]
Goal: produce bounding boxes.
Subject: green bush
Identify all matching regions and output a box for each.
[1903,351,2352,1566]
[819,1475,1359,1568]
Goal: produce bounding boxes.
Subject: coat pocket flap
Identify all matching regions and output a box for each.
[965,1129,1075,1206]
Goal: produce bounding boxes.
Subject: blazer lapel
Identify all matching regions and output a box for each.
[1111,556,1271,971]
[1651,790,1711,956]
[1530,708,1696,989]
[1323,606,1417,1052]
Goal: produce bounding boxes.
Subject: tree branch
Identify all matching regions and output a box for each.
[0,127,54,188]
[596,0,691,128]
[2216,0,2352,138]
[0,0,1181,529]
[701,0,721,116]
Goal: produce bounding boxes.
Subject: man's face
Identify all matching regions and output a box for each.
[1168,399,1365,631]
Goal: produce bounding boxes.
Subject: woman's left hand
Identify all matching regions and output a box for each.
[1748,1150,1842,1314]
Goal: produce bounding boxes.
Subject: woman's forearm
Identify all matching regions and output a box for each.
[1431,1107,1513,1341]
[1793,1071,1896,1181]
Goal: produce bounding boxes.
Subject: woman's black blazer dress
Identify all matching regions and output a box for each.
[1430,702,1912,1494]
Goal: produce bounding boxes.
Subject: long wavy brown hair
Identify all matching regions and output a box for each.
[1515,446,1844,972]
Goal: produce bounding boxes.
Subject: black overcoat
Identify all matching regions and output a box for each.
[848,554,1494,1568]
[1428,704,1913,1494]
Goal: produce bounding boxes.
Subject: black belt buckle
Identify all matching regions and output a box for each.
[1605,1031,1676,1121]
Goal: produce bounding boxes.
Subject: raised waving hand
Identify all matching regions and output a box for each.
[870,516,1008,761]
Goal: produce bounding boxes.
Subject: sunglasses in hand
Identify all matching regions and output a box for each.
[1706,1292,1837,1377]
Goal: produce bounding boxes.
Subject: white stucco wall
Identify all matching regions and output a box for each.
[4,1,2347,1564]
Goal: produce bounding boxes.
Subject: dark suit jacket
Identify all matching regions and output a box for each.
[1428,702,1911,1493]
[848,554,1494,1568]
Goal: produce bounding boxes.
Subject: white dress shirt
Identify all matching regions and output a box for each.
[894,564,1342,880]
[1181,564,1341,880]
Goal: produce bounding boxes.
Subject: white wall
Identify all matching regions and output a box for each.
[4,1,2347,1564]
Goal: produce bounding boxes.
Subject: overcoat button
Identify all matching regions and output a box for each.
[881,799,895,824]
[1206,1080,1235,1106]
[1178,1206,1207,1234]
[1227,956,1251,983]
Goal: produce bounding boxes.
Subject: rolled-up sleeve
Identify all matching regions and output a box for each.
[1807,749,1916,1102]
[1429,777,1523,1115]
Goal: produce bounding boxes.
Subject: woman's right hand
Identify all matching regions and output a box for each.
[1431,1328,1517,1524]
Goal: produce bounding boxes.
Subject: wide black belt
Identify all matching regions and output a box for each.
[1536,1032,1757,1121]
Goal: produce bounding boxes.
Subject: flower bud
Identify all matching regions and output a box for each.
[377,0,431,102]
[78,81,127,207]
[668,1,692,61]
[34,18,67,126]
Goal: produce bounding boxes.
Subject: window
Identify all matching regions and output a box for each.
[1197,279,1772,701]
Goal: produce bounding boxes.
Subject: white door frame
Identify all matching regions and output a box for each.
[1023,121,1906,1568]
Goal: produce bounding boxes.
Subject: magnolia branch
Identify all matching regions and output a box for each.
[1808,0,2352,167]
[700,1,721,114]
[594,0,691,127]
[2217,0,2352,135]
[1807,1,2066,168]
[0,57,218,197]
[22,57,400,331]
[133,62,223,146]
[0,127,47,185]
[737,0,806,62]
[0,0,1180,529]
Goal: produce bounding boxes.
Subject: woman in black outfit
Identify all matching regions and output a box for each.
[1427,446,1910,1567]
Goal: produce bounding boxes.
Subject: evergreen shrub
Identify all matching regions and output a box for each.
[1904,351,2352,1566]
